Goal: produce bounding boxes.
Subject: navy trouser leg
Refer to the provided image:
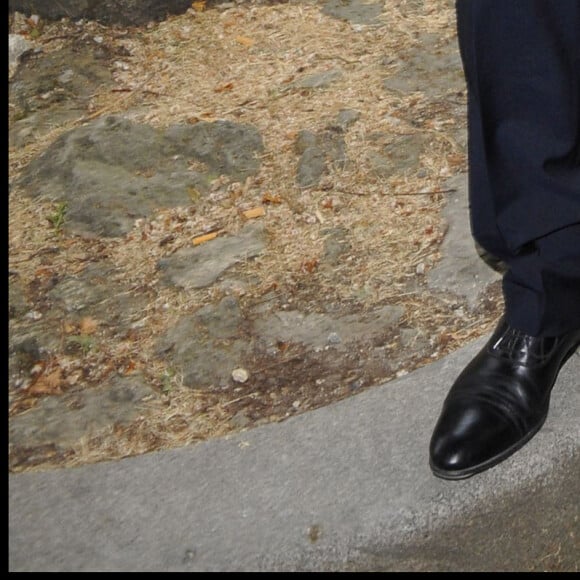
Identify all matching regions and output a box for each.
[456,0,580,336]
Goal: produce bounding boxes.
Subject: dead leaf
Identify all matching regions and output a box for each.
[214,82,234,93]
[191,0,206,12]
[29,368,63,395]
[159,234,175,247]
[123,360,137,374]
[241,207,266,219]
[63,321,77,334]
[235,35,255,48]
[262,192,282,204]
[276,341,289,352]
[79,317,99,335]
[188,186,201,202]
[300,258,319,273]
[447,153,465,167]
[193,231,220,245]
[34,267,54,278]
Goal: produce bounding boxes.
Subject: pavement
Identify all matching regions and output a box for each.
[8,175,580,572]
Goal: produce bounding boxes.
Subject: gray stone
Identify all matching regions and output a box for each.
[9,45,114,120]
[9,0,194,26]
[9,276,32,319]
[195,295,244,340]
[295,128,348,188]
[9,374,155,448]
[321,227,352,265]
[427,173,502,307]
[383,33,464,97]
[292,69,344,90]
[297,146,329,188]
[16,116,263,237]
[47,262,150,325]
[368,133,430,177]
[295,130,319,155]
[16,116,197,236]
[8,33,33,78]
[158,296,251,389]
[321,0,385,26]
[165,120,264,181]
[8,261,151,395]
[158,223,267,290]
[334,109,361,130]
[253,305,404,351]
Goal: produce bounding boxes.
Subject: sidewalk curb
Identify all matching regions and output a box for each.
[9,338,580,572]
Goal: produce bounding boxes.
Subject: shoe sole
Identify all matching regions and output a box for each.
[429,340,579,481]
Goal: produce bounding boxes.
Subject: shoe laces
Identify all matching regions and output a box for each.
[489,324,556,366]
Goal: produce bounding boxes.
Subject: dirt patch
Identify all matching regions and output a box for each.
[8,0,503,473]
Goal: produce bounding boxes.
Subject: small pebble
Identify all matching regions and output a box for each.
[232,368,249,383]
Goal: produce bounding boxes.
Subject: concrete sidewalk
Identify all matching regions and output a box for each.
[9,338,580,572]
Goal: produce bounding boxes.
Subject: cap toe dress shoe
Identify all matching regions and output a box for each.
[429,317,580,480]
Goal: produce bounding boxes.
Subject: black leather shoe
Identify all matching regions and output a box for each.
[429,317,580,480]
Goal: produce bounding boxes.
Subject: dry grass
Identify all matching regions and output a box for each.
[9,1,502,472]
